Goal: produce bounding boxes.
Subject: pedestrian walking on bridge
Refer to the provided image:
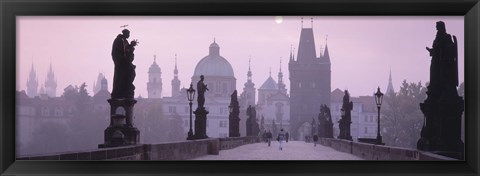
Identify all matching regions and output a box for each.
[266,130,272,147]
[277,129,286,150]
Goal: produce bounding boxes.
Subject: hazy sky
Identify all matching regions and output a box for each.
[17,16,464,98]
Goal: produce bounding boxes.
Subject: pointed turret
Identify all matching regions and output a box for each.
[171,54,181,97]
[386,68,395,95]
[26,62,38,97]
[242,57,256,107]
[322,41,331,63]
[278,59,287,94]
[44,62,57,97]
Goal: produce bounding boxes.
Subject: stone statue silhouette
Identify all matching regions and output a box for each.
[231,90,238,104]
[426,21,458,94]
[196,75,209,108]
[418,21,463,159]
[111,29,137,99]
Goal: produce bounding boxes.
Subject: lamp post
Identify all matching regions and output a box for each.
[186,83,195,140]
[374,86,384,145]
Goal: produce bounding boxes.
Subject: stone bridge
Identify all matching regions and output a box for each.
[17,137,455,161]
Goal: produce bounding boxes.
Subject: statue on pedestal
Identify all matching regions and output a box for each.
[100,27,140,148]
[194,75,209,139]
[418,21,464,159]
[246,105,260,136]
[338,90,353,141]
[229,90,240,137]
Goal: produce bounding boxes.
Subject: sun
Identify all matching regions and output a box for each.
[275,16,283,24]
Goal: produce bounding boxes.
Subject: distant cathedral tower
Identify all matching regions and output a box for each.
[93,73,107,95]
[147,55,163,98]
[289,19,331,139]
[171,54,181,97]
[242,58,256,106]
[100,76,108,91]
[386,69,395,95]
[26,62,38,97]
[44,62,57,97]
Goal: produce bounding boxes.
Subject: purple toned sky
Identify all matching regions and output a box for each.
[17,16,464,98]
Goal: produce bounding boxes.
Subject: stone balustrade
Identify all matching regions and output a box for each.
[17,136,260,160]
[319,137,456,160]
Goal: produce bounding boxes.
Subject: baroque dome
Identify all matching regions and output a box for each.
[193,40,234,77]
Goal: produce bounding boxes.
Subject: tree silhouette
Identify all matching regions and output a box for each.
[382,80,427,148]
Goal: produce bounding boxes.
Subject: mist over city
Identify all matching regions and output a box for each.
[16,16,464,160]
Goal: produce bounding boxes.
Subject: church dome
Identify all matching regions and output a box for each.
[193,40,234,77]
[149,59,161,73]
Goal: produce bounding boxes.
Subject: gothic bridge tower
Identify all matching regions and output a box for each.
[289,19,331,140]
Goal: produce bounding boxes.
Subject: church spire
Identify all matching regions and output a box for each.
[27,61,38,97]
[278,58,286,93]
[172,54,181,97]
[386,68,395,95]
[45,61,57,97]
[322,36,330,63]
[174,53,178,76]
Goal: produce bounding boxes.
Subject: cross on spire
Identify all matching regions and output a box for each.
[153,54,156,62]
[120,24,128,28]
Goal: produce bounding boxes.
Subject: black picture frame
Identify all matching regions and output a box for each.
[1,0,478,175]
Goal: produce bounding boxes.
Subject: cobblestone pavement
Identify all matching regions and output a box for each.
[191,141,363,160]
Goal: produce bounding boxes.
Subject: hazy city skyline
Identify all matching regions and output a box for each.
[17,16,464,98]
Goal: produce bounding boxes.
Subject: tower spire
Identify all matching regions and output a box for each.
[278,57,286,93]
[279,58,282,72]
[386,67,395,95]
[172,53,180,97]
[301,17,304,28]
[174,53,178,75]
[247,56,252,81]
[311,17,313,28]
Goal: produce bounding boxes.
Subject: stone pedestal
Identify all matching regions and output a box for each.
[99,98,140,148]
[229,115,240,137]
[194,107,209,139]
[417,91,464,159]
[338,118,352,141]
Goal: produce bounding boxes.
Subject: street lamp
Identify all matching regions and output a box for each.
[186,83,195,140]
[374,86,384,145]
